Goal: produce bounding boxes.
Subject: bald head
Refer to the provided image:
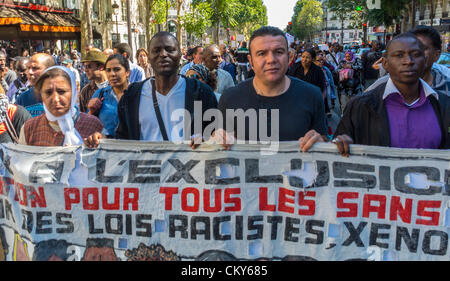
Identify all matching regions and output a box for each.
[103,48,114,56]
[33,53,55,68]
[203,45,221,70]
[204,45,220,56]
[27,53,55,86]
[219,44,227,55]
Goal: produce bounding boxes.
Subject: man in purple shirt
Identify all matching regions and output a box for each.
[333,32,449,156]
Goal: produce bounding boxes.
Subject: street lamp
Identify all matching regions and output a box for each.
[112,1,120,44]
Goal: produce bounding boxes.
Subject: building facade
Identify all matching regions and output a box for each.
[319,0,365,45]
[320,0,450,49]
[88,0,188,61]
[403,0,450,51]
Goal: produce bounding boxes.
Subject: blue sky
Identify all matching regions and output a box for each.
[263,0,297,30]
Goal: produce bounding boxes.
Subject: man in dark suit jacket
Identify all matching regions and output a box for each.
[333,32,449,156]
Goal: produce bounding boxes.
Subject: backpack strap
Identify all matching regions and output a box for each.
[150,78,169,141]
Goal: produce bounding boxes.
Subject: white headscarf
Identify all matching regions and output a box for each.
[41,66,83,146]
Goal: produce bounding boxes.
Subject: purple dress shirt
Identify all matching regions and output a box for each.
[385,83,442,149]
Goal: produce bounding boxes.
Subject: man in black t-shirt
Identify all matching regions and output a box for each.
[217,26,328,151]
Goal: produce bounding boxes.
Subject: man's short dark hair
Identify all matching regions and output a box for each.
[385,32,425,54]
[192,46,203,55]
[186,47,195,57]
[113,43,133,59]
[249,26,288,55]
[149,31,180,51]
[304,48,316,60]
[409,25,442,50]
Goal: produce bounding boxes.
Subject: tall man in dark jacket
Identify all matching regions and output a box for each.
[85,32,218,146]
[334,32,449,156]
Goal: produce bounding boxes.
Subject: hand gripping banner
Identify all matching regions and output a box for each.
[0,140,449,261]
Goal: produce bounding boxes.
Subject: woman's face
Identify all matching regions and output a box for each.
[345,53,352,61]
[105,59,129,87]
[316,52,324,66]
[301,52,313,67]
[41,76,72,117]
[138,51,148,66]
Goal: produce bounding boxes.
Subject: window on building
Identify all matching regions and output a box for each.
[30,0,45,4]
[139,35,146,49]
[121,0,127,22]
[105,0,113,20]
[92,0,99,20]
[138,5,145,24]
[112,33,119,46]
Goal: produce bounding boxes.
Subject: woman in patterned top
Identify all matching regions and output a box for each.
[18,66,103,146]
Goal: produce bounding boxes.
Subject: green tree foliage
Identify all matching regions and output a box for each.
[152,0,170,25]
[348,0,367,30]
[234,0,268,38]
[193,0,239,43]
[180,1,213,38]
[327,0,355,43]
[294,0,323,41]
[289,0,305,37]
[366,0,409,28]
[193,0,267,43]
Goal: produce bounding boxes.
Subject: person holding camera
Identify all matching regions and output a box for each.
[361,40,382,89]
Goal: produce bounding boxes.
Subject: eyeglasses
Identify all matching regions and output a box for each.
[84,63,97,70]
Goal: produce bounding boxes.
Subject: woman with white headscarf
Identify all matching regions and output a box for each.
[18,66,103,146]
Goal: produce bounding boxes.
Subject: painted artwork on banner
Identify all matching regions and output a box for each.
[0,141,449,261]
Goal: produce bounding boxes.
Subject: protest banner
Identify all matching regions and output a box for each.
[0,141,449,261]
[286,33,295,46]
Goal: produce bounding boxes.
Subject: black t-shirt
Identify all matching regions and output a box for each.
[288,62,326,92]
[218,77,327,141]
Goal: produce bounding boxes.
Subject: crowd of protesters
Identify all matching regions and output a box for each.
[0,24,448,155]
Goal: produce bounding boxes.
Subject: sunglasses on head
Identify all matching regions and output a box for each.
[187,73,199,79]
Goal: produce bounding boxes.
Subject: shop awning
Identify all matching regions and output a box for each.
[0,5,80,41]
[0,6,80,32]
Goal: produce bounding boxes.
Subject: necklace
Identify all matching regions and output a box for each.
[253,76,289,97]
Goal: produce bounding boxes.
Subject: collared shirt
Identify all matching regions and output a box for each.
[216,68,235,94]
[6,80,29,103]
[180,61,194,76]
[129,61,146,83]
[91,85,119,137]
[366,68,449,96]
[383,78,442,149]
[15,86,45,118]
[79,80,109,113]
